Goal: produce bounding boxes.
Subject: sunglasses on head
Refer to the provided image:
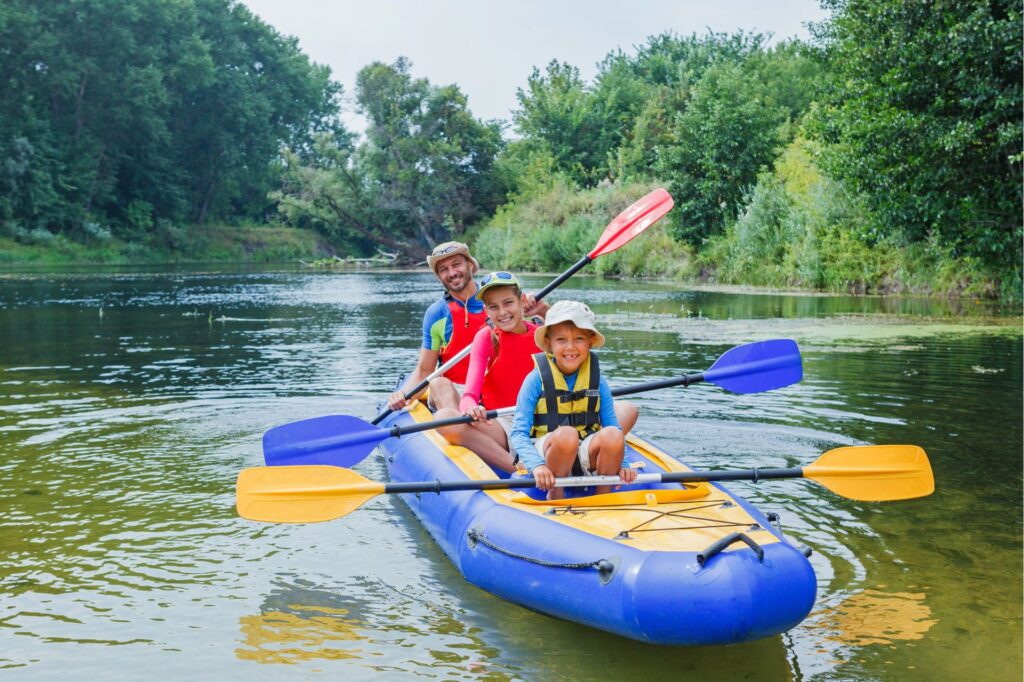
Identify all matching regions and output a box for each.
[480,271,515,286]
[432,244,461,256]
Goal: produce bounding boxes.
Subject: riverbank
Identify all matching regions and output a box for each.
[0,224,344,266]
[471,178,1022,304]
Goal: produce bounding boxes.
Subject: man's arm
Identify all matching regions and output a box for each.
[388,348,439,410]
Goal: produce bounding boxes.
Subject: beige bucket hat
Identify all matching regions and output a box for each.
[534,300,606,350]
[426,241,479,275]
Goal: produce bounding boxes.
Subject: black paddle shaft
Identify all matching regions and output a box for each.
[381,373,709,437]
[387,409,503,437]
[611,372,705,397]
[380,466,807,495]
[533,255,592,300]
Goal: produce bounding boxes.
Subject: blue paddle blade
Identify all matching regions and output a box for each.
[702,339,802,394]
[263,414,387,467]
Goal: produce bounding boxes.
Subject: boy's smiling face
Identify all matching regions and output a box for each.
[546,321,594,375]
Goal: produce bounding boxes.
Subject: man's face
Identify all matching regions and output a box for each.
[434,255,474,295]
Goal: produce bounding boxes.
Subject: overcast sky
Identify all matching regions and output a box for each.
[242,0,829,133]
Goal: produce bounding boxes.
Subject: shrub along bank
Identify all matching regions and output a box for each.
[470,153,1017,300]
[0,224,342,265]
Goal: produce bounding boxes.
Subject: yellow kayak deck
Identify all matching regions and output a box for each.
[406,402,779,553]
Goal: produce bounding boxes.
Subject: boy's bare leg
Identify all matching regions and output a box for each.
[434,407,516,473]
[614,401,639,435]
[589,426,626,495]
[542,426,581,500]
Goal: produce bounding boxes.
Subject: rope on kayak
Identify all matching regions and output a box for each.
[548,501,754,540]
[466,528,616,582]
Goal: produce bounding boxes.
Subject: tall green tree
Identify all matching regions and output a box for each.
[0,0,341,239]
[810,0,1022,270]
[656,63,786,243]
[276,58,505,261]
[513,61,617,186]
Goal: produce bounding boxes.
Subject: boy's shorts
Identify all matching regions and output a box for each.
[534,431,598,477]
[493,413,517,456]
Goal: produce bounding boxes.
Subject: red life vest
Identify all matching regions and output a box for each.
[439,297,488,383]
[481,322,541,409]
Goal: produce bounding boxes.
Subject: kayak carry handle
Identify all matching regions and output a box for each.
[697,532,765,567]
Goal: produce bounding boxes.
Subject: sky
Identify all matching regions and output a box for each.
[242,0,830,133]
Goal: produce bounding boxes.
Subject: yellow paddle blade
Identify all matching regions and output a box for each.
[804,445,935,501]
[235,465,385,523]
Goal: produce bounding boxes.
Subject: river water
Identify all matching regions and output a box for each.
[0,267,1020,680]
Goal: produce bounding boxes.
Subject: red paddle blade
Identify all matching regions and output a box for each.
[589,188,674,259]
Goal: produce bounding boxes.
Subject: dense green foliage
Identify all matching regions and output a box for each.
[507,33,825,245]
[0,223,338,265]
[2,1,1019,299]
[273,58,505,261]
[0,0,341,243]
[809,0,1022,275]
[473,179,690,277]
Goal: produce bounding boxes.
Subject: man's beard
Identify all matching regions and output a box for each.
[444,274,472,296]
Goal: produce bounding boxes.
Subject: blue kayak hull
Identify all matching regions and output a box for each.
[378,408,817,645]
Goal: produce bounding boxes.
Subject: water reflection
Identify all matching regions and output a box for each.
[237,605,365,664]
[813,589,937,648]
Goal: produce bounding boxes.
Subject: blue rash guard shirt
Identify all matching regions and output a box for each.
[509,367,619,473]
[421,290,486,352]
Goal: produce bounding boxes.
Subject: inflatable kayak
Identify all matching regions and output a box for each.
[377,401,817,646]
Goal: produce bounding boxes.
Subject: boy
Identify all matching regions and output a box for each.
[508,301,638,499]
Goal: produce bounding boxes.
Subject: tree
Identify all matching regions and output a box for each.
[656,63,786,244]
[276,58,506,262]
[810,0,1022,270]
[0,0,343,240]
[513,61,612,186]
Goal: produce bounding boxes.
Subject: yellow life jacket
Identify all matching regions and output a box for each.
[530,352,602,438]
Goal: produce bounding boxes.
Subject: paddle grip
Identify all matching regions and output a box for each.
[611,373,704,398]
[533,255,592,301]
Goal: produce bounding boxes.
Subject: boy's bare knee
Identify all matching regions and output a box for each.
[615,401,638,433]
[551,426,579,448]
[597,426,624,447]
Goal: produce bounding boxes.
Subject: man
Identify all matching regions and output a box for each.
[387,241,545,415]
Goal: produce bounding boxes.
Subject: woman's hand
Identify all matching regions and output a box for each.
[533,464,556,491]
[618,467,638,485]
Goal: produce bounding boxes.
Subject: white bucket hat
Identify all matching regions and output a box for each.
[534,300,606,350]
[426,241,479,275]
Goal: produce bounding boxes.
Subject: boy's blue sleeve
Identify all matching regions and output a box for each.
[509,371,545,472]
[599,377,620,430]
